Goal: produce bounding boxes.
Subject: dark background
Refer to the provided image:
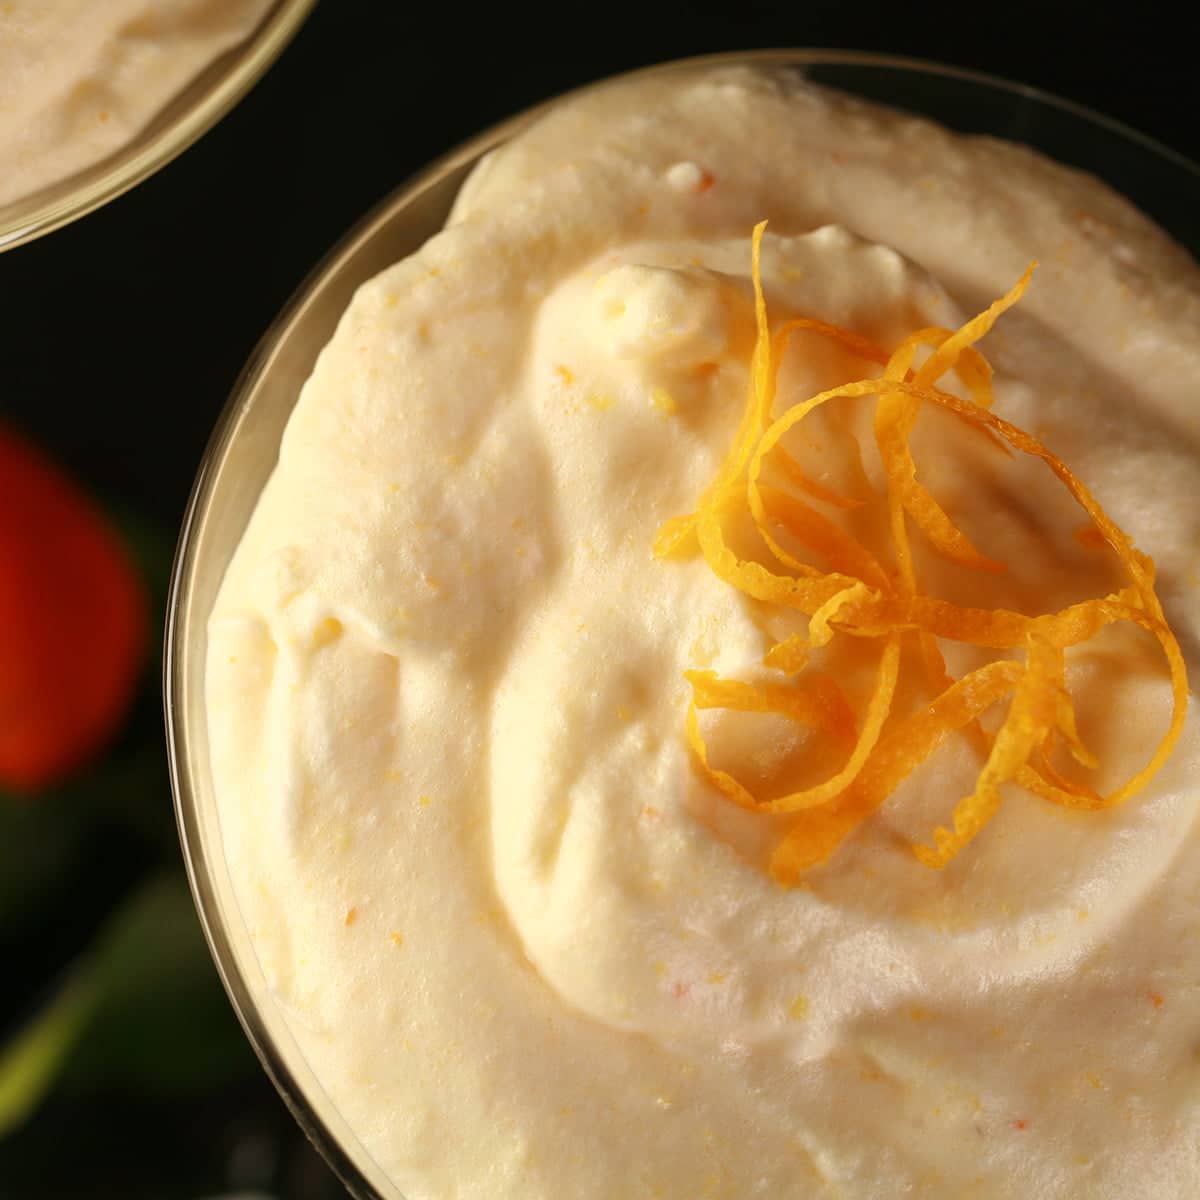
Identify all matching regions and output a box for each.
[1,2,1196,1197]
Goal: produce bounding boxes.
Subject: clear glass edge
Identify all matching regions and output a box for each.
[163,48,1200,1200]
[165,101,548,1200]
[0,0,317,253]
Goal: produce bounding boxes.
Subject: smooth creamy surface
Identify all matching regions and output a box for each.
[0,0,274,209]
[207,67,1200,1198]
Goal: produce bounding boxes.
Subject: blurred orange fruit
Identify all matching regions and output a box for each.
[0,425,148,792]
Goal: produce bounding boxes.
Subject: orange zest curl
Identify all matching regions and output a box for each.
[657,221,1189,881]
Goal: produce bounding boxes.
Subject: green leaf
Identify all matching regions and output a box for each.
[60,873,254,1096]
[0,970,98,1138]
[0,872,255,1137]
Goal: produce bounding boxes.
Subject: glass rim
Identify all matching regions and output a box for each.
[164,73,549,1200]
[164,48,1200,1200]
[0,0,317,253]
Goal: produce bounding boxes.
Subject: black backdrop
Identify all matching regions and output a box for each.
[1,2,1196,1197]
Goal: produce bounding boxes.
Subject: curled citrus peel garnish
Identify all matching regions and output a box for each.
[658,222,1189,881]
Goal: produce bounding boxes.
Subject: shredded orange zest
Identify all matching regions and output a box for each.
[657,222,1189,879]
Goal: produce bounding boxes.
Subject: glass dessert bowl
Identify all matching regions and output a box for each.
[166,52,1200,1200]
[0,0,315,253]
